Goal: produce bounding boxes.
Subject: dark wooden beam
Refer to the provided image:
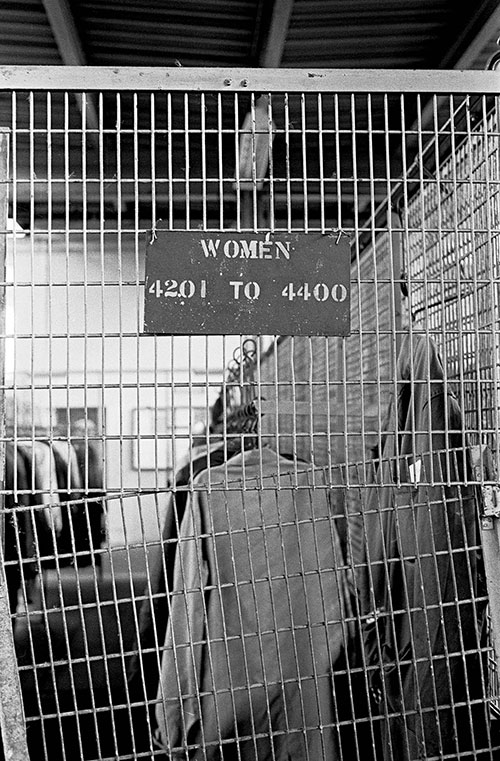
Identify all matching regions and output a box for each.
[439,0,500,68]
[41,0,99,130]
[255,0,295,68]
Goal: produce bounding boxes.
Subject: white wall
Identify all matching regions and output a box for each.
[5,223,239,545]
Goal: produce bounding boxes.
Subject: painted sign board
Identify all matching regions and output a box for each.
[143,230,350,336]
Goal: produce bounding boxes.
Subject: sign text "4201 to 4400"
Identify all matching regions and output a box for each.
[148,278,348,303]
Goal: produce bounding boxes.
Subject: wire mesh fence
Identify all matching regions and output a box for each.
[0,68,498,760]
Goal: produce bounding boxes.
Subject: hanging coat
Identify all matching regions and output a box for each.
[52,441,84,565]
[72,436,106,562]
[17,442,63,567]
[361,333,488,760]
[155,447,352,760]
[4,443,36,612]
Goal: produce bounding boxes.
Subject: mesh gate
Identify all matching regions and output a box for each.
[0,67,498,760]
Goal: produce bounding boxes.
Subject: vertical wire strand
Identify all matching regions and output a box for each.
[350,93,367,481]
[167,92,174,231]
[184,92,191,230]
[333,93,350,477]
[480,94,500,476]
[10,91,18,492]
[217,92,224,230]
[414,93,434,486]
[284,93,292,233]
[383,92,399,460]
[201,92,207,231]
[301,92,309,232]
[124,88,143,754]
[446,95,469,468]
[366,93,384,469]
[398,94,410,489]
[464,98,485,459]
[268,93,275,232]
[234,92,241,230]
[251,92,258,230]
[92,88,121,756]
[317,93,326,234]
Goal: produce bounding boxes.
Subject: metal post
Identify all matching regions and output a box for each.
[0,128,30,761]
[471,445,500,677]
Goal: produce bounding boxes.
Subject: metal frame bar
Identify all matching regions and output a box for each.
[0,128,30,761]
[0,66,498,93]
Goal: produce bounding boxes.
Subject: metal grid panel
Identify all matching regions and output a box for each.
[405,97,500,453]
[0,69,497,760]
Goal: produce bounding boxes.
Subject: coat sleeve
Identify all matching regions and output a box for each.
[155,489,209,757]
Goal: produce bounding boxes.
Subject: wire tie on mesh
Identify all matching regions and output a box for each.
[331,229,348,244]
[149,218,163,245]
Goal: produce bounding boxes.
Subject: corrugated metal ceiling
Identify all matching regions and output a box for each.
[1,0,499,70]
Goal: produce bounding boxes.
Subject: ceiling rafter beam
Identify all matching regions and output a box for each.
[257,0,294,68]
[41,0,98,131]
[41,0,86,66]
[413,1,500,140]
[441,0,500,68]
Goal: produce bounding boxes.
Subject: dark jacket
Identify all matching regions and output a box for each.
[155,447,352,760]
[361,333,488,760]
[71,438,106,561]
